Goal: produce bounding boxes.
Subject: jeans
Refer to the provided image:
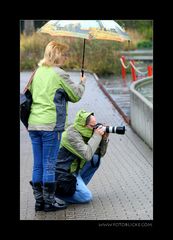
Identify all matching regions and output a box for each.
[29,131,62,183]
[55,154,100,203]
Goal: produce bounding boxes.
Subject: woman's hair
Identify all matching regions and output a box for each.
[38,41,69,67]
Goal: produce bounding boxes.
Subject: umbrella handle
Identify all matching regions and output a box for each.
[81,69,84,77]
[81,39,86,77]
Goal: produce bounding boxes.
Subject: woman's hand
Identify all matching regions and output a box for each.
[80,74,86,82]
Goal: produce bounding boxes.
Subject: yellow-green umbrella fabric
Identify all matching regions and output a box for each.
[38,20,130,75]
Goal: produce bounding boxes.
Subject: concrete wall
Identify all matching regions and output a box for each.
[130,77,153,149]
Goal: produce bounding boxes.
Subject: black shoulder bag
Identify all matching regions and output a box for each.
[20,70,36,129]
[55,174,77,197]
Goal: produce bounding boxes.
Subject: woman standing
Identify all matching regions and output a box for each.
[28,41,86,212]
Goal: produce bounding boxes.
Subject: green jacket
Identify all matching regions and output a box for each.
[28,66,85,127]
[59,109,109,173]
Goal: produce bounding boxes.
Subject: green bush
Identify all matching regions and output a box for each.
[137,40,152,49]
[20,59,37,70]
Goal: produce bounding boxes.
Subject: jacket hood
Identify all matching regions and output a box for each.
[73,109,94,138]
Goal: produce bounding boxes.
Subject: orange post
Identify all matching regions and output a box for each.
[148,65,153,77]
[121,56,126,80]
[130,60,137,81]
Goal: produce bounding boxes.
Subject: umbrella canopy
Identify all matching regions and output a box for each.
[38,20,130,75]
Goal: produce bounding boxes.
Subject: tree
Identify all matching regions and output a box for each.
[24,20,35,36]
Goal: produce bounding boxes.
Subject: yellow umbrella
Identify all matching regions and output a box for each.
[38,20,130,76]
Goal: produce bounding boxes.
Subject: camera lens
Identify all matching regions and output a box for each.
[105,126,125,134]
[116,126,125,134]
[94,123,125,134]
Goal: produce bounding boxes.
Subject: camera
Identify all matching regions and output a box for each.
[94,123,125,135]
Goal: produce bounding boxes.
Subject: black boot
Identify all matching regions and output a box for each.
[43,182,67,212]
[29,181,44,211]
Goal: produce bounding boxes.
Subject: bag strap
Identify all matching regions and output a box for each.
[23,69,37,94]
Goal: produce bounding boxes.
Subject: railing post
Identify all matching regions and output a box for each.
[131,60,137,81]
[147,65,153,77]
[121,56,126,80]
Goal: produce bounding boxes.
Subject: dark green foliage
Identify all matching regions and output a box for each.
[137,40,153,49]
[116,20,153,40]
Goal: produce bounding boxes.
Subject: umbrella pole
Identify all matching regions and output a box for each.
[81,39,86,77]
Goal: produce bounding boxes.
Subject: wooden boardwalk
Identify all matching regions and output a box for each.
[99,75,131,121]
[20,71,153,220]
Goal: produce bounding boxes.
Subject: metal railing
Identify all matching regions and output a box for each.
[120,49,153,61]
[130,77,153,149]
